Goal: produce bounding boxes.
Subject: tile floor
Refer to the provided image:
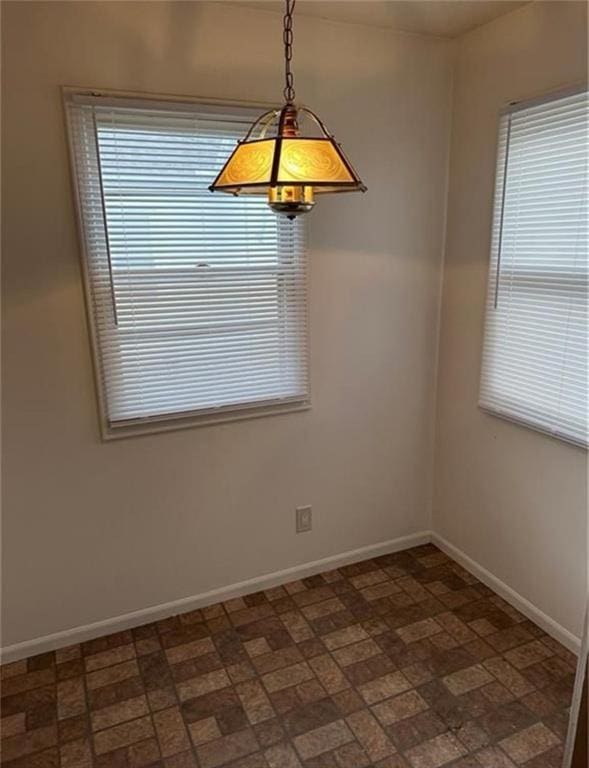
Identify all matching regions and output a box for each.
[0,544,576,768]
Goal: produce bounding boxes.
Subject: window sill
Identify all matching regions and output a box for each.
[478,404,587,451]
[101,400,311,441]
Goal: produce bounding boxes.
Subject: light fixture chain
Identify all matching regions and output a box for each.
[283,0,296,103]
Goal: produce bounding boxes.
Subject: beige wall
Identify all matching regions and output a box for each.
[433,1,588,639]
[4,0,586,653]
[1,2,452,646]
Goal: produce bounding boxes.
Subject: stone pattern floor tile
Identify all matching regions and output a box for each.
[0,545,575,767]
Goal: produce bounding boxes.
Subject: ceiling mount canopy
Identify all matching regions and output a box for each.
[209,0,366,218]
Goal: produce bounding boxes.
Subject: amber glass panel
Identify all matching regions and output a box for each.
[277,139,354,184]
[215,139,274,188]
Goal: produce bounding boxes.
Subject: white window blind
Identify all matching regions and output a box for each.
[65,93,309,436]
[480,87,588,448]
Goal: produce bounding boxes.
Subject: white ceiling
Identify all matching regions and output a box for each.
[230,1,530,38]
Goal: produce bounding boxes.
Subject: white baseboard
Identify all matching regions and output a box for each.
[432,532,582,655]
[1,531,430,663]
[2,530,581,663]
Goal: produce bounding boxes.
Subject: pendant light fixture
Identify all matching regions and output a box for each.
[209,0,366,218]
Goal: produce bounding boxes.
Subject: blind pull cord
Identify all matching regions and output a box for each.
[92,109,119,326]
[494,113,513,310]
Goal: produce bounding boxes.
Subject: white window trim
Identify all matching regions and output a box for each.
[63,87,311,440]
[478,82,588,450]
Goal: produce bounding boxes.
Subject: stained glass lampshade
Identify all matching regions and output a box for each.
[209,104,366,219]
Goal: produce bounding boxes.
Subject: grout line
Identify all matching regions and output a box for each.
[80,653,99,768]
[137,635,166,768]
[151,622,204,768]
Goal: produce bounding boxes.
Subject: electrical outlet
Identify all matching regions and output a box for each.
[296,505,312,533]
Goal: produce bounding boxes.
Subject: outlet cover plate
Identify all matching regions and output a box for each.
[296,505,312,533]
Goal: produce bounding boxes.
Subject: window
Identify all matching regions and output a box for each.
[65,92,309,438]
[480,87,588,447]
